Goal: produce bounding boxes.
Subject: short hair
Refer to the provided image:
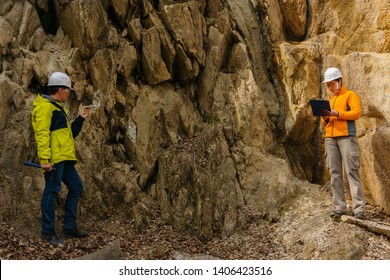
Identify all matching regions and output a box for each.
[48,86,62,95]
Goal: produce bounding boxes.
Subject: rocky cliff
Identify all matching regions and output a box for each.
[0,0,389,259]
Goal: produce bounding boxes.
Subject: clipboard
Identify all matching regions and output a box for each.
[309,99,331,116]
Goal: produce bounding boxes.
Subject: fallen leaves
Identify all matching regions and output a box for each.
[1,204,389,260]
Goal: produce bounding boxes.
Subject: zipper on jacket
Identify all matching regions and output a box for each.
[331,95,339,138]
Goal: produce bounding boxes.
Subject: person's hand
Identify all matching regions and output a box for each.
[80,106,91,119]
[41,163,53,172]
[323,109,339,117]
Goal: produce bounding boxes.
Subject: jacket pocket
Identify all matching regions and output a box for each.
[51,129,75,162]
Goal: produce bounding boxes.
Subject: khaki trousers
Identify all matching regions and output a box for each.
[325,136,365,215]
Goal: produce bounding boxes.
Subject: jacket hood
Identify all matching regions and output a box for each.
[32,94,60,109]
[32,94,46,109]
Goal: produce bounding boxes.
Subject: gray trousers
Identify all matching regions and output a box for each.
[325,136,365,215]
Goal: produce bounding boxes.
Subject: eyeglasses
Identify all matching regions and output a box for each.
[62,87,71,94]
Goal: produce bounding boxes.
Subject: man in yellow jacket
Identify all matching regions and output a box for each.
[32,72,91,246]
[321,67,366,221]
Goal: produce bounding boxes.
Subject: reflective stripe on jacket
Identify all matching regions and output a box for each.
[322,86,361,138]
[31,94,84,165]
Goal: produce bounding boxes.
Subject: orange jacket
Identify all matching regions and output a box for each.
[322,86,361,138]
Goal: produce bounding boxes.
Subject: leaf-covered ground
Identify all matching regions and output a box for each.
[1,202,390,260]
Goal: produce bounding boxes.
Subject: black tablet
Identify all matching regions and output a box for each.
[309,99,331,116]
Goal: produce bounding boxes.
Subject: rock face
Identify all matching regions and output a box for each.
[155,126,240,240]
[0,0,389,259]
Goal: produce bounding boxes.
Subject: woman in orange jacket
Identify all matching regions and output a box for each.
[321,67,366,220]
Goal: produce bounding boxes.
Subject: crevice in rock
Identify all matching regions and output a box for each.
[142,160,159,192]
[255,1,282,126]
[221,126,246,205]
[36,0,59,35]
[116,73,127,96]
[114,102,126,119]
[220,32,236,74]
[310,119,327,184]
[106,117,118,145]
[28,76,43,95]
[106,4,125,30]
[309,46,328,185]
[152,0,160,10]
[178,113,190,139]
[304,0,312,40]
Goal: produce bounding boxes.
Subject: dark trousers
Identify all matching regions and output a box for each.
[41,161,83,234]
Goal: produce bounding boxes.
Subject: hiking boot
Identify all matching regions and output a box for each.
[355,213,365,220]
[41,231,66,247]
[330,211,345,221]
[63,228,89,239]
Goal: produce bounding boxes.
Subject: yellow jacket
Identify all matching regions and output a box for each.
[31,94,84,165]
[322,86,361,138]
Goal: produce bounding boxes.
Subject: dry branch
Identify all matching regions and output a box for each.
[341,216,390,238]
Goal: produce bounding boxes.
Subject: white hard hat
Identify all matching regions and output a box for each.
[322,67,342,83]
[47,72,74,90]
